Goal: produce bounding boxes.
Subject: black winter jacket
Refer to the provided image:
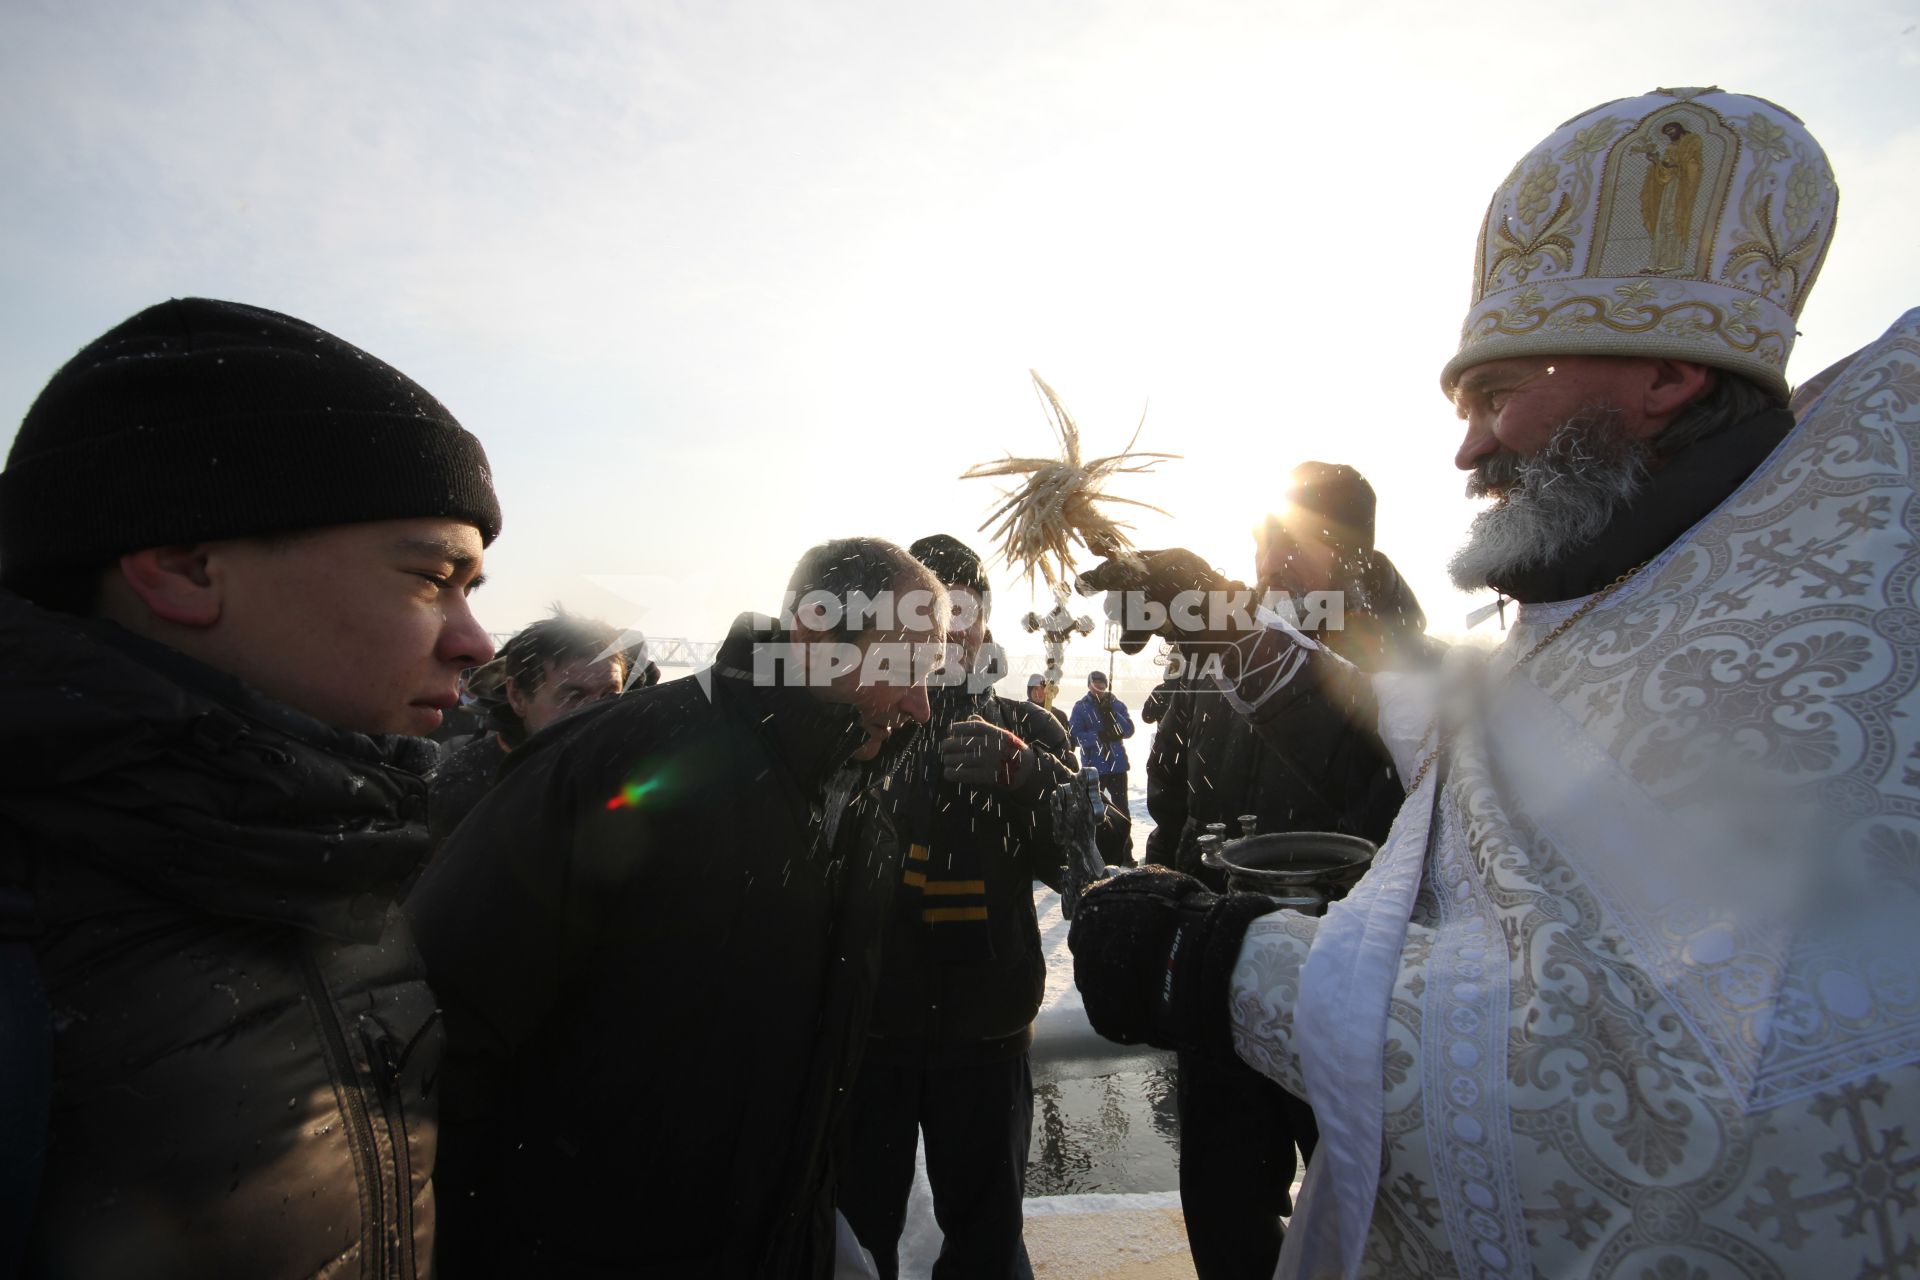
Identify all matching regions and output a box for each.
[862,688,1074,1066]
[408,618,911,1278]
[425,732,508,852]
[1145,552,1432,876]
[0,591,442,1278]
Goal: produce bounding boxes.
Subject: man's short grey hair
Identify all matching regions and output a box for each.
[1654,371,1782,455]
[785,537,947,641]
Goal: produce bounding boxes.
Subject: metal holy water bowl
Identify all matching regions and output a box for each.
[1201,832,1377,913]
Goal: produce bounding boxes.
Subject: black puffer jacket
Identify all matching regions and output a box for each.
[1145,552,1433,876]
[862,687,1074,1065]
[425,732,508,852]
[409,617,913,1278]
[0,590,442,1278]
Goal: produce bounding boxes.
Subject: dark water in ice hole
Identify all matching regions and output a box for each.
[1015,721,1183,1197]
[1024,1060,1181,1196]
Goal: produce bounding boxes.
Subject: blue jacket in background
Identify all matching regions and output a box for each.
[1070,692,1135,775]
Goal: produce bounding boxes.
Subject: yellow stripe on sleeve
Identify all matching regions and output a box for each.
[921,906,990,923]
[920,880,988,896]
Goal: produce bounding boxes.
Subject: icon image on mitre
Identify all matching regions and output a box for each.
[1591,104,1737,280]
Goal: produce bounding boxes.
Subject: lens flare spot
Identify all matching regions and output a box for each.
[605,775,664,811]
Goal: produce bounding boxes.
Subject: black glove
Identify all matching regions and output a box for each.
[1076,548,1238,656]
[1068,866,1276,1060]
[938,718,1039,793]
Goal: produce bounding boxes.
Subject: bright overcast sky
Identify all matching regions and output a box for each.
[4,1,1917,668]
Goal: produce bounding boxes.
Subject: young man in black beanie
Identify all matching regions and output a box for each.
[0,297,500,1277]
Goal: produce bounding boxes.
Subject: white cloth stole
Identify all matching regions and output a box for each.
[1275,738,1439,1279]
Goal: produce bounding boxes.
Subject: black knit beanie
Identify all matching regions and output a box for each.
[908,533,991,597]
[0,298,502,597]
[1282,461,1376,552]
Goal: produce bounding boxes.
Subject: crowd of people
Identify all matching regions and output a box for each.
[2,83,1915,1280]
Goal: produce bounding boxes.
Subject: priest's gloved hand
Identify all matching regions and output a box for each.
[939,718,1038,793]
[1067,865,1278,1059]
[1075,549,1238,656]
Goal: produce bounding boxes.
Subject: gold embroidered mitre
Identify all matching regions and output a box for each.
[1441,87,1839,401]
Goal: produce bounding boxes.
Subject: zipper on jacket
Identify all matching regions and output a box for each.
[360,1019,416,1278]
[300,948,390,1279]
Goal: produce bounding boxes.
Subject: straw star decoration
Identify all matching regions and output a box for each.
[962,370,1178,591]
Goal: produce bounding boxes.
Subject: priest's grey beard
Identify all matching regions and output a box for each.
[1447,404,1653,592]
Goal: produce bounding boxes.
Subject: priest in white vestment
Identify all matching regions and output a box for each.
[1070,87,1920,1280]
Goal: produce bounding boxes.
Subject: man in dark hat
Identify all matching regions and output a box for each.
[1138,460,1429,1280]
[835,534,1080,1280]
[1148,459,1432,879]
[0,297,500,1276]
[1255,461,1432,671]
